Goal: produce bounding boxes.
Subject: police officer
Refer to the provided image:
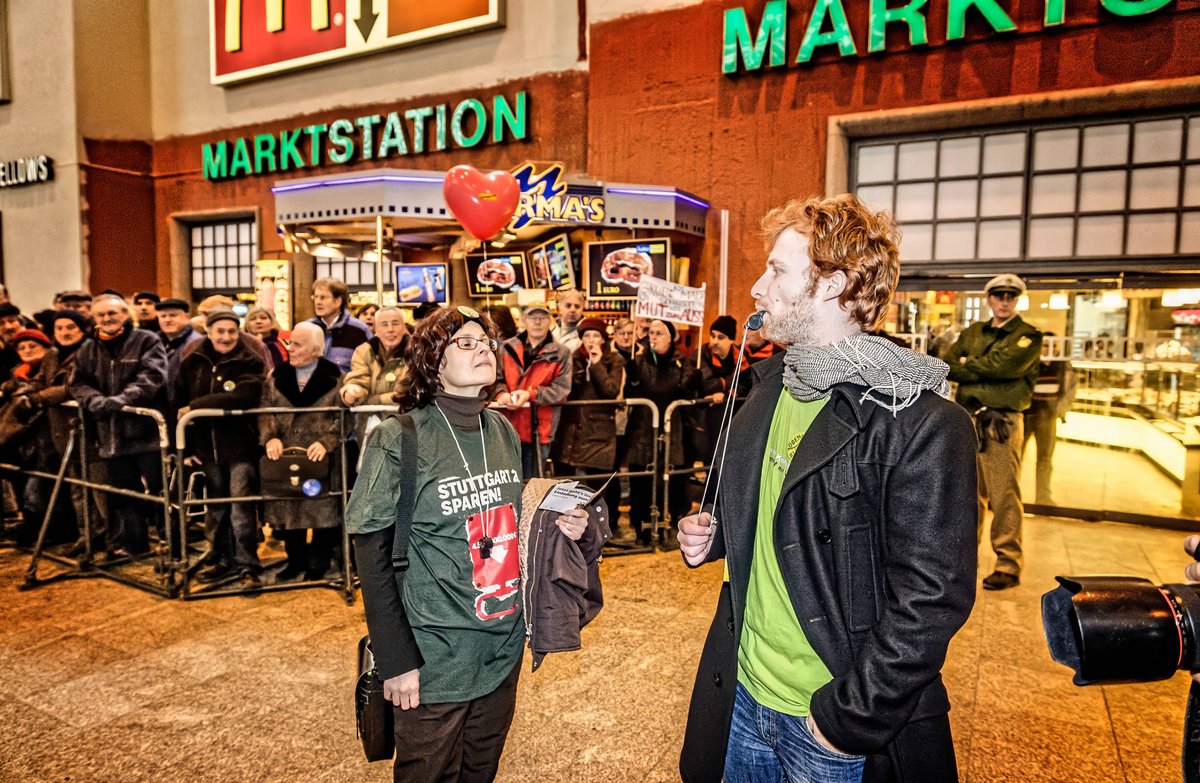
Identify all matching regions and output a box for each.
[945,274,1042,591]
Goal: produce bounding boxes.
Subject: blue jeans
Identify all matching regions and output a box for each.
[724,683,865,783]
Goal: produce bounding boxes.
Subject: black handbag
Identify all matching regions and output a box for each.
[355,414,418,762]
[259,446,330,497]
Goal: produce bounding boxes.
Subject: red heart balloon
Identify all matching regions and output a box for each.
[442,165,521,241]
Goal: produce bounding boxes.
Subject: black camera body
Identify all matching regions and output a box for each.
[1042,576,1200,685]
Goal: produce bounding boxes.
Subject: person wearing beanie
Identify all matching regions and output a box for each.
[551,317,626,537]
[0,303,25,383]
[133,292,160,334]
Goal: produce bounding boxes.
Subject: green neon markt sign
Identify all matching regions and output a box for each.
[722,0,1173,73]
[202,91,527,181]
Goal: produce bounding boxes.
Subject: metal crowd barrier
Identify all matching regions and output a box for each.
[5,402,177,596]
[525,397,661,556]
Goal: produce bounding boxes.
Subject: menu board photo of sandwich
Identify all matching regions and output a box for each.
[465,252,528,298]
[529,234,575,291]
[393,263,448,304]
[584,238,670,300]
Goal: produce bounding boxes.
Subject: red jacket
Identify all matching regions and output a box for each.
[497,333,572,444]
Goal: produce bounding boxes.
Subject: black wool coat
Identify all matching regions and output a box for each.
[551,348,625,470]
[680,354,978,783]
[175,337,266,463]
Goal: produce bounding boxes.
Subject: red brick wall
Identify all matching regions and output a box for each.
[587,0,1200,324]
[83,140,156,296]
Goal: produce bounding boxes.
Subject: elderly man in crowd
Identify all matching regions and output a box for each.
[132,292,160,334]
[69,294,168,559]
[176,309,267,588]
[308,277,371,374]
[339,305,408,447]
[551,289,586,351]
[0,303,24,383]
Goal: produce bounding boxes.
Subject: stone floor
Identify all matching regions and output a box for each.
[0,514,1195,783]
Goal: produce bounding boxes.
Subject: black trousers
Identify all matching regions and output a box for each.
[280,527,339,576]
[391,652,522,783]
[102,451,163,554]
[629,467,689,536]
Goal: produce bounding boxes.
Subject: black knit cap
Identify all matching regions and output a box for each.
[710,315,737,341]
[52,309,90,332]
[133,291,160,304]
[0,303,19,318]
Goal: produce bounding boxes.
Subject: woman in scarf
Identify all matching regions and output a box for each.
[624,318,706,546]
[244,306,290,367]
[259,322,343,581]
[346,306,588,782]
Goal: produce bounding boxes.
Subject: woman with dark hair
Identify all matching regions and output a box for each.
[481,304,519,341]
[346,306,589,781]
[551,318,624,535]
[625,318,706,546]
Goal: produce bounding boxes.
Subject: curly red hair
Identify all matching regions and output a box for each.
[760,194,901,331]
[398,307,498,411]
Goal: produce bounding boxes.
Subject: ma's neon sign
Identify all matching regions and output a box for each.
[510,163,605,230]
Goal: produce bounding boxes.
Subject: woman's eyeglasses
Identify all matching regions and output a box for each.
[450,336,499,351]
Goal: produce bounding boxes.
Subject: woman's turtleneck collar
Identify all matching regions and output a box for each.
[650,343,676,364]
[434,389,488,429]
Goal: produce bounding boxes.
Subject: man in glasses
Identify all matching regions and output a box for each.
[944,274,1043,591]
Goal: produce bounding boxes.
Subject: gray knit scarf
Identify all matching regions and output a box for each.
[783,333,951,415]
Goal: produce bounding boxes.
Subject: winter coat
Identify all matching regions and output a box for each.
[30,343,84,456]
[69,325,169,458]
[519,477,609,670]
[340,336,406,445]
[162,325,205,392]
[496,333,572,445]
[679,354,978,783]
[308,309,371,374]
[259,358,344,530]
[175,337,266,464]
[0,360,54,467]
[551,348,624,470]
[944,316,1042,413]
[261,329,289,368]
[181,330,275,373]
[624,346,703,467]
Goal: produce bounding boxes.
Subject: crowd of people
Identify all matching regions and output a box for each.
[0,276,785,584]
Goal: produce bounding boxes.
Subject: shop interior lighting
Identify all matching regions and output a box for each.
[1048,293,1070,310]
[1100,291,1127,310]
[271,174,445,194]
[605,187,710,210]
[1161,289,1200,307]
[1017,295,1031,312]
[310,243,345,259]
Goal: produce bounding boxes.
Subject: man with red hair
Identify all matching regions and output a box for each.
[678,195,977,783]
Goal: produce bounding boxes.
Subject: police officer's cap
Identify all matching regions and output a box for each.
[984,274,1026,296]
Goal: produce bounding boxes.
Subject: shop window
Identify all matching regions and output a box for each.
[190,218,257,294]
[851,110,1200,265]
[315,254,394,291]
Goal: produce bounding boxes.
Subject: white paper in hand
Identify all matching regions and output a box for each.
[537,481,594,513]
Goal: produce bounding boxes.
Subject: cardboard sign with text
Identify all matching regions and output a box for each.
[633,276,706,327]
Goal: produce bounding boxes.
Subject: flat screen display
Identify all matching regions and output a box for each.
[393,263,449,304]
[465,252,528,298]
[583,238,670,300]
[528,234,575,291]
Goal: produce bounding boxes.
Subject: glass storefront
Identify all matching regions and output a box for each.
[891,286,1200,527]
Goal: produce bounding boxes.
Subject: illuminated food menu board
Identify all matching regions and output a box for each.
[529,234,575,291]
[393,263,448,304]
[465,252,528,298]
[584,238,670,300]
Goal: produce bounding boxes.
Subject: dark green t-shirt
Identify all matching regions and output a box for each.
[347,405,526,703]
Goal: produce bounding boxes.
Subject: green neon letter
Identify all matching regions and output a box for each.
[405,107,434,154]
[451,99,487,148]
[377,112,408,157]
[797,0,858,63]
[868,0,928,53]
[434,105,447,151]
[229,138,252,177]
[493,91,528,142]
[327,119,355,164]
[355,115,382,160]
[947,0,1017,41]
[278,128,305,170]
[303,124,327,166]
[202,141,228,180]
[1100,0,1172,16]
[1044,0,1065,25]
[722,0,787,74]
[253,133,277,174]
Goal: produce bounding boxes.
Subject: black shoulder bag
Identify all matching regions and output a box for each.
[355,414,417,763]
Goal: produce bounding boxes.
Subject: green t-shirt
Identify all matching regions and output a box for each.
[737,389,832,716]
[347,406,527,703]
